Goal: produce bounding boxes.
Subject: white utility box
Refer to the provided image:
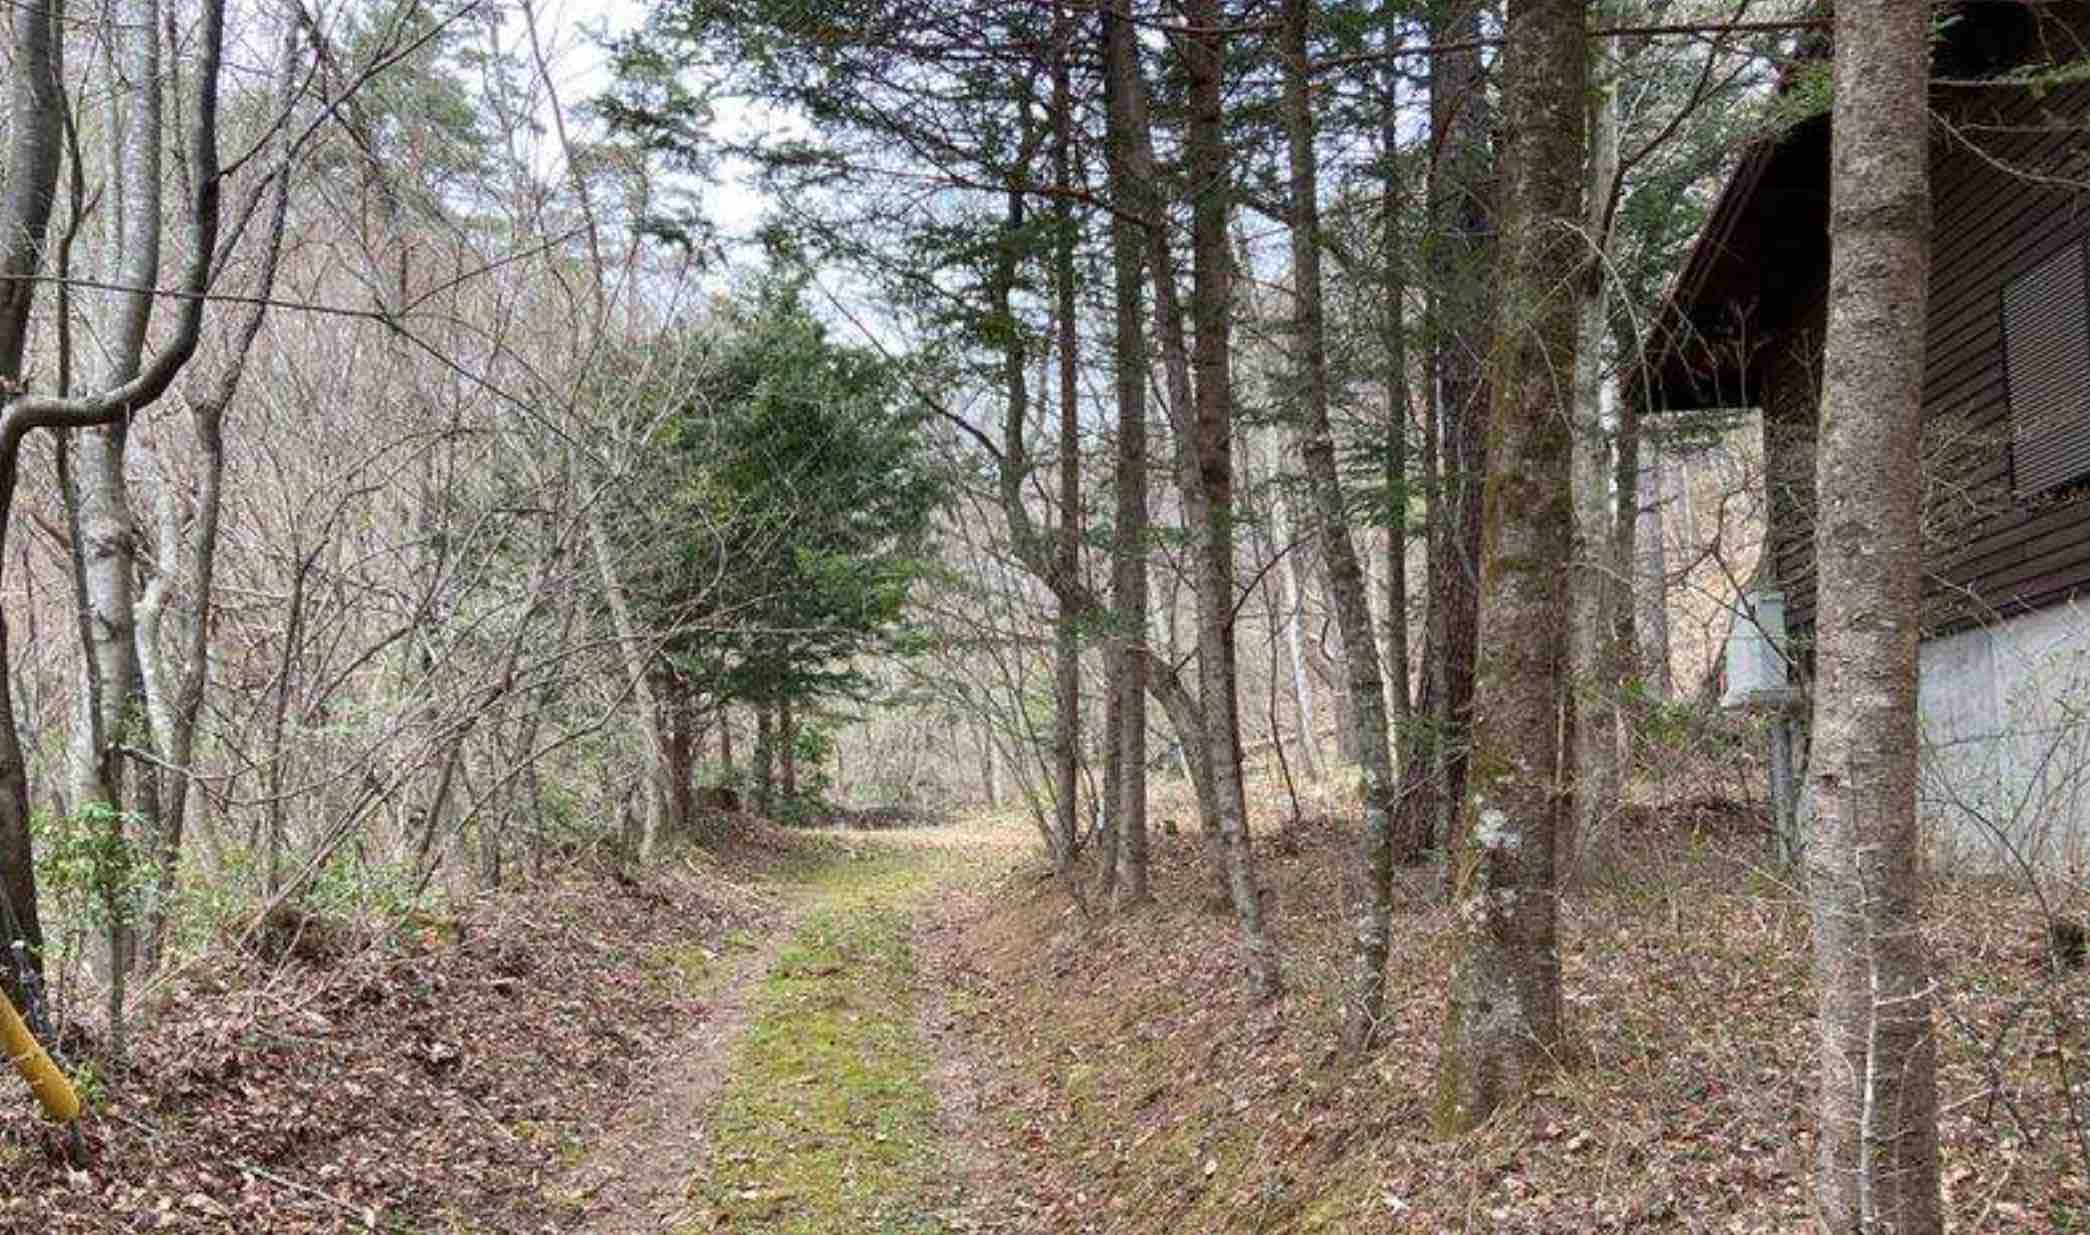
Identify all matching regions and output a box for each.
[1721,587,1790,709]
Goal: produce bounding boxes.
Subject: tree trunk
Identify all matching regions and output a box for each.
[1633,434,1672,696]
[1378,29,1413,737]
[0,0,64,1007]
[1184,0,1278,999]
[1610,374,1642,696]
[1051,2,1082,871]
[1398,0,1492,866]
[137,43,296,964]
[1268,480,1321,779]
[1804,3,1941,1228]
[0,0,225,1008]
[1434,0,1582,1135]
[586,501,667,856]
[662,676,694,836]
[1565,57,1622,881]
[978,719,1000,808]
[753,702,774,815]
[1097,0,1224,868]
[779,695,797,802]
[1278,0,1397,1049]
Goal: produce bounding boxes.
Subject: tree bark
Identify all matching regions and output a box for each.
[779,694,797,802]
[1610,371,1642,693]
[1434,0,1582,1135]
[0,0,64,1004]
[1399,0,1492,865]
[753,702,774,815]
[1096,0,1244,908]
[663,676,695,834]
[1378,25,1413,738]
[1633,434,1673,696]
[1107,1,1226,883]
[1804,2,1941,1228]
[1051,1,1082,871]
[1102,0,1151,906]
[586,500,668,856]
[1185,0,1279,999]
[135,20,299,969]
[1565,55,1622,881]
[1267,481,1321,779]
[1278,0,1397,1049]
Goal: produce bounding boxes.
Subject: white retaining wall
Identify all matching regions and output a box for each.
[1918,600,2090,869]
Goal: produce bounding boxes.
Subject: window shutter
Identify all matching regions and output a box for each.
[2003,239,2090,500]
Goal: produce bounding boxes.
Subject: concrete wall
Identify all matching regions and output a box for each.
[1918,601,2090,869]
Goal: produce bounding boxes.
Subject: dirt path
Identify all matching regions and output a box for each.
[561,912,803,1233]
[560,822,1033,1235]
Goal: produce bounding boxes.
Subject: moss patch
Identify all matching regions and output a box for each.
[687,848,957,1234]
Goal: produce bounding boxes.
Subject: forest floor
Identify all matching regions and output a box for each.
[5,771,2090,1234]
[932,776,2090,1235]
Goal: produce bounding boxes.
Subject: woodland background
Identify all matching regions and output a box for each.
[0,1,2061,1231]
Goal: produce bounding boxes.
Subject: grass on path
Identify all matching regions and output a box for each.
[685,843,969,1235]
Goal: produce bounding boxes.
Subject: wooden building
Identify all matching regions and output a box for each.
[1639,3,2090,866]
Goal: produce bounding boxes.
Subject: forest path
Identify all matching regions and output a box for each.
[564,816,1034,1235]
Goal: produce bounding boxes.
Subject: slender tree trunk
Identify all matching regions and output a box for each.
[586,501,667,856]
[664,677,694,835]
[0,0,224,1010]
[1278,0,1397,1049]
[1398,0,1492,865]
[1610,374,1642,699]
[136,29,296,964]
[979,721,1001,808]
[1379,33,1413,738]
[1100,0,1226,857]
[1268,481,1321,779]
[1099,661,1122,894]
[1805,3,1941,1228]
[779,694,797,802]
[1051,2,1081,870]
[1184,0,1279,998]
[1435,0,1582,1135]
[1566,58,1621,881]
[753,703,774,815]
[0,0,61,996]
[1635,437,1673,697]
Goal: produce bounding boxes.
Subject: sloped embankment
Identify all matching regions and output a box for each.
[0,820,801,1235]
[922,803,2090,1233]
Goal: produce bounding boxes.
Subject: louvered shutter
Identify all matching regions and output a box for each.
[2003,239,2090,500]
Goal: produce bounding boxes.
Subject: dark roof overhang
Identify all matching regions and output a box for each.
[1629,113,1830,413]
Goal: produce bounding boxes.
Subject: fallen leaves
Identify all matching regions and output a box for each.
[919,780,2090,1233]
[0,839,779,1235]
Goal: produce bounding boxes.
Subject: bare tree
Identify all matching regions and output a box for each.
[0,0,233,1017]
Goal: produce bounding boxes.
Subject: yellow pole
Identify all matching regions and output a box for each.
[0,987,80,1123]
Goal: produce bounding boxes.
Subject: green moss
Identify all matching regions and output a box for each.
[684,850,957,1234]
[648,943,715,994]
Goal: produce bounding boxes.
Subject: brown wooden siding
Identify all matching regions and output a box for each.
[1769,78,2090,641]
[1921,78,2090,631]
